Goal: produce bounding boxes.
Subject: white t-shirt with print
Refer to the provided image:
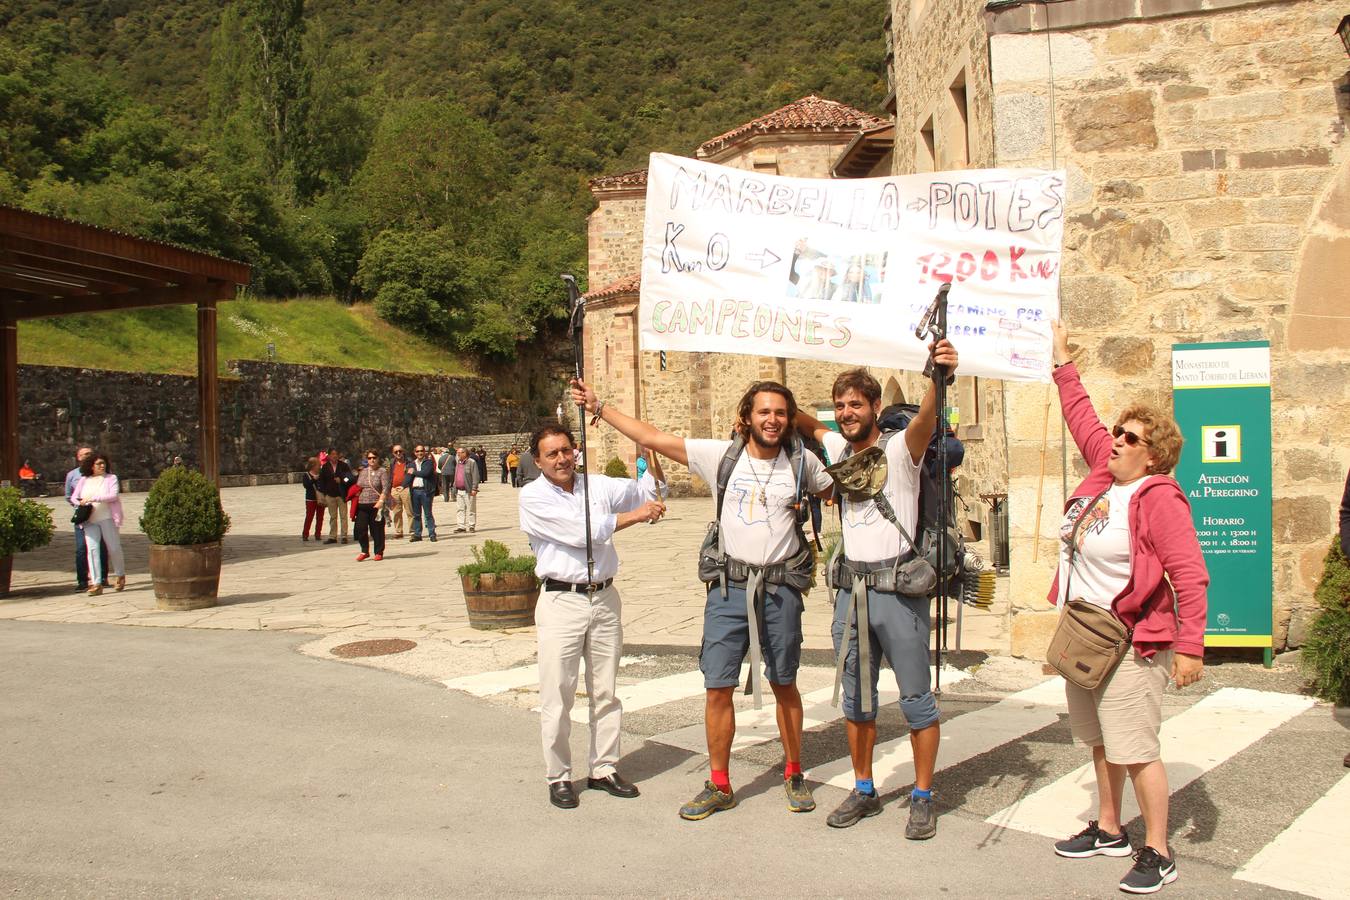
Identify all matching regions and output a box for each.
[1058,478,1144,610]
[821,430,923,563]
[686,438,832,566]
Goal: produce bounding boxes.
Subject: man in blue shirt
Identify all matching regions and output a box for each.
[64,446,106,592]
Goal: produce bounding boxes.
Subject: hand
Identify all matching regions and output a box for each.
[1171,652,1203,688]
[1050,319,1072,366]
[569,378,598,414]
[928,338,959,373]
[639,500,665,524]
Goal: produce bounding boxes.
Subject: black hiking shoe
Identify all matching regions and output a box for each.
[1119,847,1177,894]
[1054,820,1133,858]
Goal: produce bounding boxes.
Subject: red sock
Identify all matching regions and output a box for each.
[784,761,802,779]
[710,769,731,793]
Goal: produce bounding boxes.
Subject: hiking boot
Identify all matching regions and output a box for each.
[1054,820,1132,859]
[905,794,937,840]
[1119,847,1177,894]
[678,781,736,821]
[826,789,881,828]
[784,773,816,812]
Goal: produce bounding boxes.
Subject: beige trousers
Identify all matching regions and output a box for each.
[536,585,623,783]
[322,494,347,539]
[390,488,412,535]
[455,492,477,529]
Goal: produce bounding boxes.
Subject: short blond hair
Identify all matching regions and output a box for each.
[1116,404,1183,475]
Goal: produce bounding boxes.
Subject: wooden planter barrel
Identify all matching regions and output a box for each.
[149,541,222,611]
[461,572,539,630]
[0,555,11,596]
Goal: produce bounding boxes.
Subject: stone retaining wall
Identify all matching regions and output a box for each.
[19,361,523,483]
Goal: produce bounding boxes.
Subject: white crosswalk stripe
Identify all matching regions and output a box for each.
[809,676,1065,794]
[984,687,1315,838]
[1235,771,1350,900]
[648,666,969,755]
[442,656,641,697]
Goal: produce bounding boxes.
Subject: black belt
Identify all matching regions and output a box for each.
[543,578,613,594]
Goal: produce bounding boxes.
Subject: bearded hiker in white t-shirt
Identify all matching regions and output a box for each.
[570,377,834,821]
[794,339,958,841]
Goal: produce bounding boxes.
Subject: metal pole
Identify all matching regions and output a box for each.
[561,275,595,585]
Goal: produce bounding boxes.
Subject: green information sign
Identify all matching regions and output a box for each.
[1171,341,1273,655]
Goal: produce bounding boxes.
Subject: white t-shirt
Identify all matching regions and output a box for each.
[1058,478,1143,610]
[686,438,832,566]
[821,430,923,563]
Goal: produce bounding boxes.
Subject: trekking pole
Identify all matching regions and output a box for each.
[562,274,596,585]
[916,282,952,693]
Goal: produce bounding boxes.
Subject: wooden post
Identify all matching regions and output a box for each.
[197,296,219,484]
[0,312,17,486]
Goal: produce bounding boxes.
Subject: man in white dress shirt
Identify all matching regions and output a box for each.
[518,422,666,809]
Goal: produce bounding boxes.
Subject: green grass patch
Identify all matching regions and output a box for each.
[18,297,473,376]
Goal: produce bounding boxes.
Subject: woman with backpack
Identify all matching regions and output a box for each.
[1046,320,1208,895]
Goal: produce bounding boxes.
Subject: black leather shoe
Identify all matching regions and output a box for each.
[587,773,640,799]
[549,781,579,809]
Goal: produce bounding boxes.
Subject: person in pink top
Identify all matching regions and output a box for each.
[69,452,126,595]
[1045,322,1208,895]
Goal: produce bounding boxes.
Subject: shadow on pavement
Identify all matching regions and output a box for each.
[216,592,293,607]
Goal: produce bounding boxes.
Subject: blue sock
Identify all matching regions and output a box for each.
[911,787,932,801]
[856,778,875,796]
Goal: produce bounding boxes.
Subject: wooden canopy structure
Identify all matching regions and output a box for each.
[0,206,251,483]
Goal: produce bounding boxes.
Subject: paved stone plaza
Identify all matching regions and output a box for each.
[2,479,1009,679]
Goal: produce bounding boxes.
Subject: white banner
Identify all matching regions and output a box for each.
[638,152,1065,382]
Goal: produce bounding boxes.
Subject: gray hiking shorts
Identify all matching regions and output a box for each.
[831,586,939,728]
[700,582,804,690]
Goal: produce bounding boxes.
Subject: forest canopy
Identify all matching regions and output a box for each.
[0,0,885,359]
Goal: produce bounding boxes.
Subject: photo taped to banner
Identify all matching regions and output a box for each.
[639,152,1066,381]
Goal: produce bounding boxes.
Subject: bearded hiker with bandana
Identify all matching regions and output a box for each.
[571,377,833,820]
[795,338,958,838]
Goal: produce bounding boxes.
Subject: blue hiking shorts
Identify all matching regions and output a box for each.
[700,582,804,690]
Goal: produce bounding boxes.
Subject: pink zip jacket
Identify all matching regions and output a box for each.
[70,473,125,528]
[1046,362,1209,658]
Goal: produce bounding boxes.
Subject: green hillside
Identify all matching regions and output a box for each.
[17,298,472,376]
[0,0,885,363]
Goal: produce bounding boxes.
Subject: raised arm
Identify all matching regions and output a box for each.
[571,378,689,466]
[794,409,829,445]
[1051,321,1112,470]
[904,339,959,465]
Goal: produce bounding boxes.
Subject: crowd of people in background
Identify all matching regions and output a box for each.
[297,440,528,561]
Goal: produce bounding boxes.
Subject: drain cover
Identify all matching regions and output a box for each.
[330,639,417,658]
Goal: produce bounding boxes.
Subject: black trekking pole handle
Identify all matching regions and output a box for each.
[562,274,595,585]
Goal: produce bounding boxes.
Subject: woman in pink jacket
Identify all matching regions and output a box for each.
[1046,322,1208,895]
[69,452,126,595]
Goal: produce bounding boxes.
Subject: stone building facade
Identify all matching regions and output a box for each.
[582,96,892,494]
[888,0,1348,654]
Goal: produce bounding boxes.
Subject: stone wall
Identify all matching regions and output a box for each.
[983,0,1349,654]
[587,190,646,289]
[18,360,523,482]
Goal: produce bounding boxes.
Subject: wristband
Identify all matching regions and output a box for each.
[590,399,606,426]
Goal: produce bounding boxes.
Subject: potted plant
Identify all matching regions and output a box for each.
[1303,538,1350,756]
[0,486,55,595]
[140,467,231,611]
[457,540,539,630]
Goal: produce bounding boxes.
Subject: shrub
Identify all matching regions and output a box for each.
[0,487,55,557]
[1303,538,1350,706]
[140,467,231,545]
[457,539,536,586]
[603,457,629,478]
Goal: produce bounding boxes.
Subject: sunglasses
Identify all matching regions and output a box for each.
[1111,425,1152,447]
[366,456,378,460]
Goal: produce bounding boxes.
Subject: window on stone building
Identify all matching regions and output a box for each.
[659,351,667,371]
[944,71,970,170]
[956,375,982,438]
[605,340,612,375]
[917,117,935,173]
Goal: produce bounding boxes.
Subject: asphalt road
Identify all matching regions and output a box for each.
[0,621,1305,898]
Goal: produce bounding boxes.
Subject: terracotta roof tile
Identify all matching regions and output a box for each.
[588,168,649,192]
[698,95,886,155]
[583,274,641,300]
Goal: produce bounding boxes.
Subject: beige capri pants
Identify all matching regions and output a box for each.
[1065,647,1173,765]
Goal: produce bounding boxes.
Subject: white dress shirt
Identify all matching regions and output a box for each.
[518,473,647,583]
